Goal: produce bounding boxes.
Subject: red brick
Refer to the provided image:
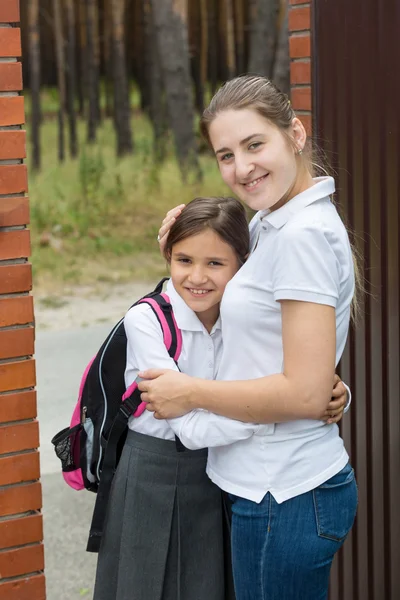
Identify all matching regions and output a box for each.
[291,86,312,110]
[0,130,26,160]
[0,1,20,23]
[0,164,28,194]
[289,33,311,58]
[0,263,32,294]
[0,96,25,126]
[0,229,30,260]
[0,451,40,486]
[0,327,35,360]
[0,574,46,600]
[0,63,23,91]
[0,196,30,227]
[0,514,43,550]
[0,420,39,453]
[0,296,34,328]
[0,358,36,393]
[290,60,311,85]
[0,28,21,57]
[0,543,44,579]
[0,390,37,423]
[0,165,27,195]
[0,481,42,517]
[289,6,310,31]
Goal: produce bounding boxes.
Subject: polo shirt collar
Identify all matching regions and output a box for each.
[260,176,335,230]
[166,279,221,333]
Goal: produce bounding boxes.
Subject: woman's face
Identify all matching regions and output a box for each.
[209,108,304,212]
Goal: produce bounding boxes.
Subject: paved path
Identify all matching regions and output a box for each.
[37,325,112,600]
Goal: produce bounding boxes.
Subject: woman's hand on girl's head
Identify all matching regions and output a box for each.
[158,204,186,254]
[324,375,347,424]
[138,368,196,419]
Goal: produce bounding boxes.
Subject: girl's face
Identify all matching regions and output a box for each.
[170,228,240,331]
[209,108,307,212]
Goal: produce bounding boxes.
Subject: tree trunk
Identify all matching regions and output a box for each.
[199,0,208,105]
[76,0,86,116]
[52,0,66,161]
[139,0,152,114]
[190,0,204,114]
[248,0,280,77]
[85,0,98,142]
[150,0,201,181]
[225,0,236,78]
[272,1,290,94]
[110,0,133,156]
[28,0,41,171]
[208,0,218,94]
[103,0,114,118]
[65,0,78,158]
[234,0,245,74]
[93,0,102,124]
[144,0,168,162]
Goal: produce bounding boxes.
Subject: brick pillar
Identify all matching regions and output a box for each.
[288,0,312,136]
[0,1,45,599]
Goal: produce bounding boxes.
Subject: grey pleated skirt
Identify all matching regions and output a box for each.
[93,430,235,600]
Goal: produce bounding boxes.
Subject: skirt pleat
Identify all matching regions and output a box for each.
[93,430,235,600]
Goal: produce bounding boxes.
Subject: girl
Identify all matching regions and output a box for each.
[93,195,247,600]
[93,195,348,600]
[138,75,358,600]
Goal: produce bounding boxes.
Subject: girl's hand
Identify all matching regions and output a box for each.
[324,374,347,424]
[158,204,186,254]
[138,368,196,418]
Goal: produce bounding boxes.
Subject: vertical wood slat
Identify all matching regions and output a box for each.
[313,0,400,598]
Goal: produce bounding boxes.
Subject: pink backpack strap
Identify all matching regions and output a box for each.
[123,293,182,417]
[138,294,182,361]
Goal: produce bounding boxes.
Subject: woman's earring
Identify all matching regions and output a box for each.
[297,148,303,155]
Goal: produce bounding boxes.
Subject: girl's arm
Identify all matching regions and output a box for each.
[125,303,256,448]
[139,300,336,423]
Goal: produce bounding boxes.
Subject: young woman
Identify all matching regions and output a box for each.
[138,75,358,599]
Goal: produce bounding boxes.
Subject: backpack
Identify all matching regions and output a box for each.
[51,278,183,552]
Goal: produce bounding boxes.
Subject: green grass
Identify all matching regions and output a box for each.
[28,111,231,290]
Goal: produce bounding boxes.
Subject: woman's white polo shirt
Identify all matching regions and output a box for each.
[177,177,355,503]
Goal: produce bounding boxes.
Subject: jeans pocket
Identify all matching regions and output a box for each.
[312,463,358,542]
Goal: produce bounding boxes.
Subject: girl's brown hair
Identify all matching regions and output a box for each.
[164,196,249,266]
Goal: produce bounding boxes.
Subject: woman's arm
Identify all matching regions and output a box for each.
[139,300,336,423]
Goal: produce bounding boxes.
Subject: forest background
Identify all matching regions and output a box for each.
[23,0,290,291]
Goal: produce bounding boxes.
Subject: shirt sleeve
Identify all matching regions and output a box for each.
[272,221,341,307]
[168,411,258,450]
[124,303,180,388]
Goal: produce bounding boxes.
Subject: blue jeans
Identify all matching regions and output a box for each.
[229,463,357,600]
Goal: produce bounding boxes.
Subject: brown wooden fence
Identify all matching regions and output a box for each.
[313,0,400,598]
